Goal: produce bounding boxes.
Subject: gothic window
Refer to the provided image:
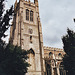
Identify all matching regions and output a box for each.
[30,10,33,21]
[49,52,53,57]
[58,53,62,57]
[26,9,29,20]
[49,52,53,59]
[30,36,32,43]
[49,52,52,56]
[29,48,35,70]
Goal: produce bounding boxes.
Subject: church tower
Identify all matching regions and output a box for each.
[10,0,45,75]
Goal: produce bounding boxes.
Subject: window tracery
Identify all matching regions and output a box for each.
[30,10,33,21]
[29,48,35,70]
[26,9,29,20]
[26,9,33,21]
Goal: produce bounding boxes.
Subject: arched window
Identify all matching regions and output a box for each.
[29,48,35,55]
[58,53,62,57]
[30,36,32,43]
[26,9,29,20]
[30,10,33,21]
[28,48,35,70]
[49,52,53,56]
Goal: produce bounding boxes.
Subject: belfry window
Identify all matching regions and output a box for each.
[30,36,32,43]
[26,9,29,20]
[30,11,33,21]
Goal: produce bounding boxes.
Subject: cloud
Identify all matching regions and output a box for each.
[39,0,75,48]
[5,0,75,48]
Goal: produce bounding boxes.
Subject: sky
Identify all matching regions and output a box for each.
[5,0,75,49]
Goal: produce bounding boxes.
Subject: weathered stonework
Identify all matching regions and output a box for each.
[44,46,65,75]
[10,0,45,75]
[10,0,66,75]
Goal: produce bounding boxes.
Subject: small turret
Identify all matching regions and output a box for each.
[34,0,38,6]
[28,0,30,3]
[28,0,30,2]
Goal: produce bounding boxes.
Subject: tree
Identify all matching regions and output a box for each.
[0,0,14,70]
[0,43,30,75]
[0,0,30,75]
[62,28,75,75]
[0,0,13,49]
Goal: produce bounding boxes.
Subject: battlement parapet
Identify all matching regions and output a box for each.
[43,46,64,51]
[24,0,35,5]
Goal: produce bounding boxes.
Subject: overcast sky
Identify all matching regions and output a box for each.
[6,0,75,49]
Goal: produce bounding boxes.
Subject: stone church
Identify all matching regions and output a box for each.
[10,0,66,75]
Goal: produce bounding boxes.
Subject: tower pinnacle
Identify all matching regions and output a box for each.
[28,0,30,2]
[34,0,38,6]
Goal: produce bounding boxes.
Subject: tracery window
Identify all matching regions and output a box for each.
[29,48,35,70]
[30,10,33,21]
[26,9,29,20]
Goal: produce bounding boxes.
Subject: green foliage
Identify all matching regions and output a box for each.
[0,0,13,39]
[0,0,13,51]
[0,43,30,75]
[62,28,75,75]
